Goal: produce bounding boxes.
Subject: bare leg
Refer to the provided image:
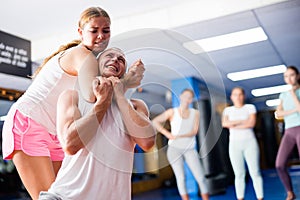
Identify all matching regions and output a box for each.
[286,191,296,200]
[201,193,209,200]
[52,161,62,176]
[12,150,57,200]
[180,194,189,200]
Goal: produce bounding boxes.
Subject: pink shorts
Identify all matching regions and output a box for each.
[3,109,64,161]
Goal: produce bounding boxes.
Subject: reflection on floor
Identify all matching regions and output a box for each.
[133,166,300,200]
[0,166,298,199]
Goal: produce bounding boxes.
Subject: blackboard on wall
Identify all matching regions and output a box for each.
[0,30,31,78]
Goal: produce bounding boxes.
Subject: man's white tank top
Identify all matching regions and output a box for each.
[169,108,197,149]
[15,50,77,135]
[48,92,135,200]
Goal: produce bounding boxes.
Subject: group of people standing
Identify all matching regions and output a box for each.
[152,66,299,200]
[221,66,300,200]
[1,5,299,200]
[153,85,264,200]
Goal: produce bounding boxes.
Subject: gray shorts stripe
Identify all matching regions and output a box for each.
[39,191,62,200]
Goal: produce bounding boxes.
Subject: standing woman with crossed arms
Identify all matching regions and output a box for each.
[1,7,143,200]
[222,87,263,200]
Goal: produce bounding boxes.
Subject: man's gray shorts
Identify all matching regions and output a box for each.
[39,191,62,200]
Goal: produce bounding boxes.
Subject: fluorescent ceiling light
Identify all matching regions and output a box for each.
[227,64,286,81]
[266,99,281,107]
[183,27,268,53]
[251,84,291,97]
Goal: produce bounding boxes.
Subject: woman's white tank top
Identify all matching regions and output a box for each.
[169,108,197,149]
[15,50,77,135]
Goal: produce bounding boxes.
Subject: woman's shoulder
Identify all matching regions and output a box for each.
[243,104,257,113]
[60,45,97,72]
[279,90,290,97]
[63,45,91,59]
[190,108,199,113]
[224,105,234,111]
[244,104,255,108]
[243,104,256,109]
[165,108,175,116]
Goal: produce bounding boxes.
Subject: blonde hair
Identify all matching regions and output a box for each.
[79,7,110,29]
[32,7,110,78]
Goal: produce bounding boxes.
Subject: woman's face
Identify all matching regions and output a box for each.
[79,16,111,54]
[284,68,298,86]
[98,48,127,78]
[180,91,194,106]
[230,88,245,106]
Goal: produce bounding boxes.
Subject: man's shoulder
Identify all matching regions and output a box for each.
[130,98,146,108]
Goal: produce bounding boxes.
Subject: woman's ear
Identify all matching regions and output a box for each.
[78,27,83,38]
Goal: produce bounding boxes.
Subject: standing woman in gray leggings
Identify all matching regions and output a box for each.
[275,66,300,200]
[152,89,209,200]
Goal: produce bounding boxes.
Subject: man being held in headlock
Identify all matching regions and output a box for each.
[39,47,156,200]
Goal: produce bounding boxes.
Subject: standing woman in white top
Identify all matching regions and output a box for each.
[222,87,264,200]
[1,7,143,200]
[152,88,209,200]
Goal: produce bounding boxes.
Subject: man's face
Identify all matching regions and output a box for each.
[98,48,127,78]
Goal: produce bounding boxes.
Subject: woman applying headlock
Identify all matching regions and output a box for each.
[222,87,264,200]
[1,7,143,200]
[275,66,300,200]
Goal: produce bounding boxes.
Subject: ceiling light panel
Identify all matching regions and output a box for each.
[183,27,268,53]
[227,64,286,81]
